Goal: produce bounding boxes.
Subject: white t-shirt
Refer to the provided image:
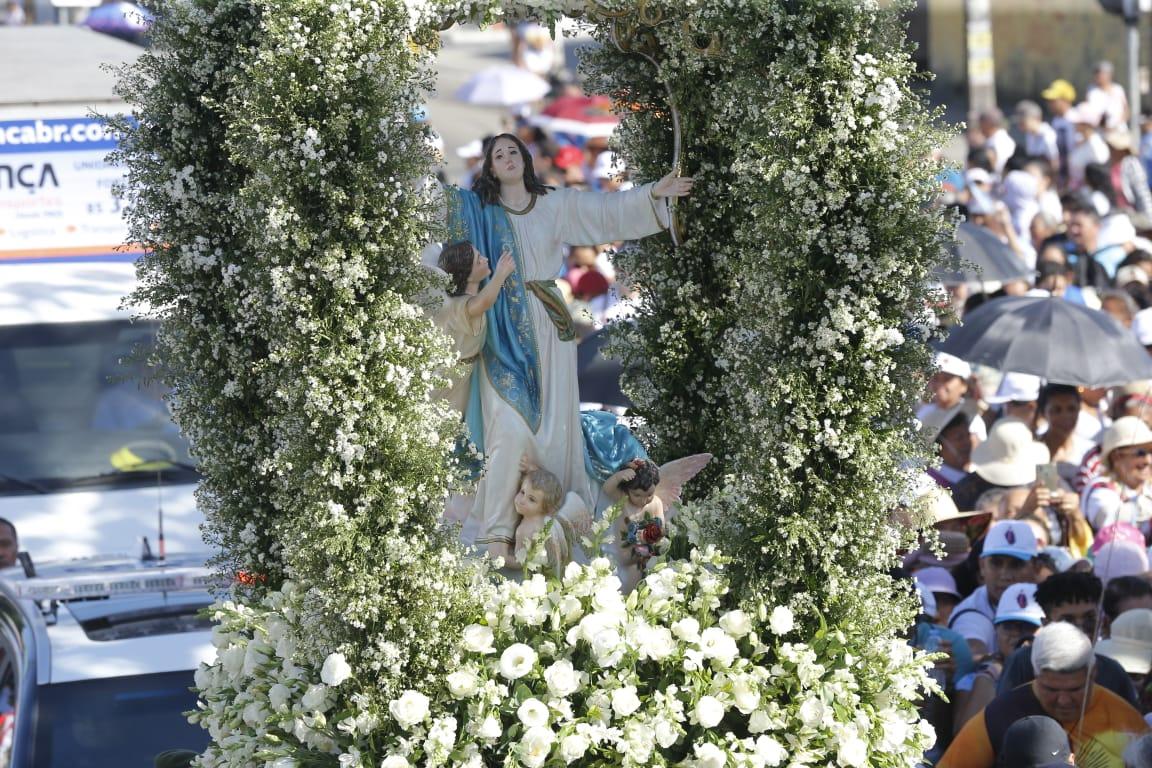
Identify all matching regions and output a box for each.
[1083,478,1152,532]
[948,585,996,651]
[1087,82,1129,131]
[985,129,1017,174]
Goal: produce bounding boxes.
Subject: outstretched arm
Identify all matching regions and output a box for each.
[466,249,516,320]
[601,467,635,503]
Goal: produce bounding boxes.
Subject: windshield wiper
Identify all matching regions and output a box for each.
[0,473,49,494]
[57,463,201,489]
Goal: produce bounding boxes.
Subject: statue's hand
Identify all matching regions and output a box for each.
[495,249,516,280]
[651,171,694,199]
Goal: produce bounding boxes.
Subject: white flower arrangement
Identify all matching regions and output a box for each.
[193,550,935,767]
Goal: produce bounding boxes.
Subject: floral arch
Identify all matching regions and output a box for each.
[113,0,951,764]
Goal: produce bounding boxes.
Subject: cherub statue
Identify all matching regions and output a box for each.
[603,453,712,592]
[511,454,591,573]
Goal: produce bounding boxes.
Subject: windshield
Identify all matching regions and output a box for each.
[0,320,196,493]
[32,670,207,767]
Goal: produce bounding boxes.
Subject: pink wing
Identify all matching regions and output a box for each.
[654,453,713,510]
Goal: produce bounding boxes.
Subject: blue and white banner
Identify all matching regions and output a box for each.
[0,116,136,262]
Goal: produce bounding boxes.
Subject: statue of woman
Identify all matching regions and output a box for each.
[441,133,693,561]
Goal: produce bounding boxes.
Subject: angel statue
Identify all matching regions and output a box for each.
[602,453,712,593]
[511,454,592,575]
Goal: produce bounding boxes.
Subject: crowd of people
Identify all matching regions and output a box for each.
[903,63,1152,766]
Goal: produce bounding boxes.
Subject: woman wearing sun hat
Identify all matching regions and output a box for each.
[1082,416,1152,539]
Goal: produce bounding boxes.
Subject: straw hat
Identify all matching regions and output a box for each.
[971,418,1050,486]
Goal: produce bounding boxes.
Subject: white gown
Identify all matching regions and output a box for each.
[442,183,669,549]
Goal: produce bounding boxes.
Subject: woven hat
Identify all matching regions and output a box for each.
[1101,416,1152,467]
[971,418,1050,486]
[1097,608,1152,674]
[995,582,1045,626]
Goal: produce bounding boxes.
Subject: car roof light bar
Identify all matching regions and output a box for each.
[11,567,220,601]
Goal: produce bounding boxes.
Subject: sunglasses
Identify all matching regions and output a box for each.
[1116,447,1152,458]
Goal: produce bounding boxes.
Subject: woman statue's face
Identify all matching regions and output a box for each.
[489,138,525,185]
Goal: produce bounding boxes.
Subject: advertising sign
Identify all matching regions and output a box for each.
[0,116,139,263]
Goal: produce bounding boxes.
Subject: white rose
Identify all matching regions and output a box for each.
[698,627,739,666]
[447,669,479,699]
[268,682,292,712]
[558,595,583,624]
[748,709,771,734]
[544,659,580,698]
[379,756,409,768]
[672,617,701,642]
[837,735,868,767]
[499,643,538,680]
[754,735,787,767]
[518,698,550,728]
[769,606,794,635]
[590,627,624,667]
[320,652,352,686]
[654,718,679,748]
[220,644,246,679]
[719,610,753,638]
[389,690,430,729]
[519,726,556,768]
[559,733,590,763]
[300,683,328,711]
[694,695,725,729]
[477,714,503,740]
[611,685,642,717]
[270,759,298,768]
[798,697,825,728]
[693,742,727,768]
[462,624,495,654]
[732,679,761,714]
[645,626,677,663]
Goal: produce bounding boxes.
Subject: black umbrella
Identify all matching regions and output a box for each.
[938,295,1152,387]
[577,327,633,409]
[932,222,1034,287]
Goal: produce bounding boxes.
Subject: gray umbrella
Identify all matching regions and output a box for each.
[932,222,1034,288]
[937,295,1152,387]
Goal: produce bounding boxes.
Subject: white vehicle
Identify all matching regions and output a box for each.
[0,553,215,767]
[0,260,206,560]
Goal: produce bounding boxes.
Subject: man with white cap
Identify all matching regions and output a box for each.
[986,372,1042,431]
[1081,416,1152,536]
[918,351,987,443]
[949,519,1040,659]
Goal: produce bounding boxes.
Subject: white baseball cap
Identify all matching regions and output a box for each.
[935,351,972,380]
[915,566,961,598]
[985,373,1041,405]
[994,582,1045,626]
[982,519,1039,562]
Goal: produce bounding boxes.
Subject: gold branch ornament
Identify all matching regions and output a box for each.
[583,0,722,246]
